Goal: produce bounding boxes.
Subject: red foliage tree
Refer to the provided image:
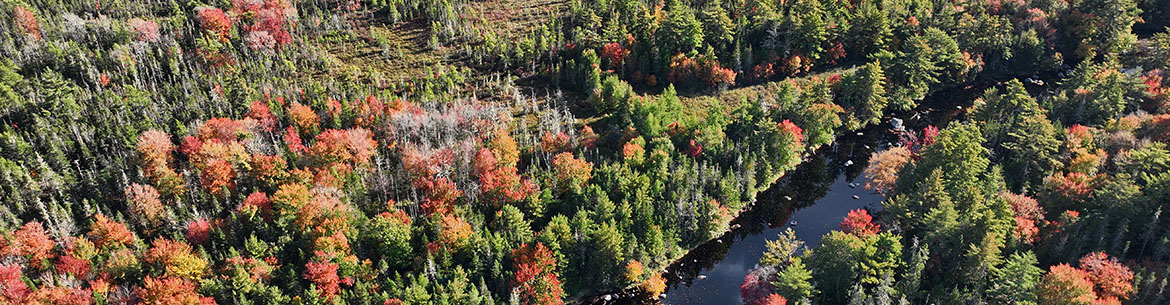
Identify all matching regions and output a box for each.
[247,101,278,132]
[1002,192,1044,244]
[55,251,90,277]
[601,42,630,70]
[686,139,703,158]
[141,276,202,305]
[778,120,804,148]
[240,191,274,216]
[304,260,341,300]
[479,168,537,205]
[284,126,308,154]
[127,18,161,43]
[1079,252,1135,301]
[231,0,295,50]
[741,267,775,305]
[186,218,212,245]
[761,294,788,305]
[197,118,247,143]
[310,128,377,167]
[0,264,30,303]
[415,177,463,215]
[839,209,880,237]
[541,131,571,153]
[512,243,564,305]
[580,126,598,149]
[6,221,55,270]
[668,53,737,88]
[473,148,498,176]
[88,214,135,249]
[1042,172,1097,211]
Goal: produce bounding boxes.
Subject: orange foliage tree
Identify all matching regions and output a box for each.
[140,276,203,305]
[5,221,55,270]
[552,152,592,191]
[145,238,208,280]
[863,146,911,194]
[88,214,136,249]
[1037,263,1097,305]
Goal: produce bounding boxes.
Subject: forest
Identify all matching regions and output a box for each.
[0,0,1167,304]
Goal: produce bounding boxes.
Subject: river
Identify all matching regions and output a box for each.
[583,72,1035,304]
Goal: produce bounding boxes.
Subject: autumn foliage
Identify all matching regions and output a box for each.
[511,243,564,305]
[1038,263,1097,305]
[552,152,592,191]
[1078,252,1135,301]
[668,53,736,88]
[863,146,911,194]
[141,276,203,305]
[839,209,880,237]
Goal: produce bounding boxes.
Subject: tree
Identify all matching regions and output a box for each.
[660,0,703,55]
[625,260,644,284]
[6,221,54,270]
[901,124,990,195]
[196,6,233,42]
[641,273,667,299]
[552,153,592,192]
[987,251,1043,304]
[185,218,211,245]
[1037,264,1096,305]
[88,214,136,249]
[141,276,203,305]
[1078,252,1135,301]
[367,210,412,268]
[772,258,815,302]
[1063,0,1141,59]
[304,259,341,301]
[743,266,776,305]
[438,214,473,250]
[512,243,564,305]
[837,62,889,128]
[839,209,880,237]
[1001,114,1062,190]
[415,177,462,215]
[864,147,911,194]
[145,238,207,280]
[126,183,166,228]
